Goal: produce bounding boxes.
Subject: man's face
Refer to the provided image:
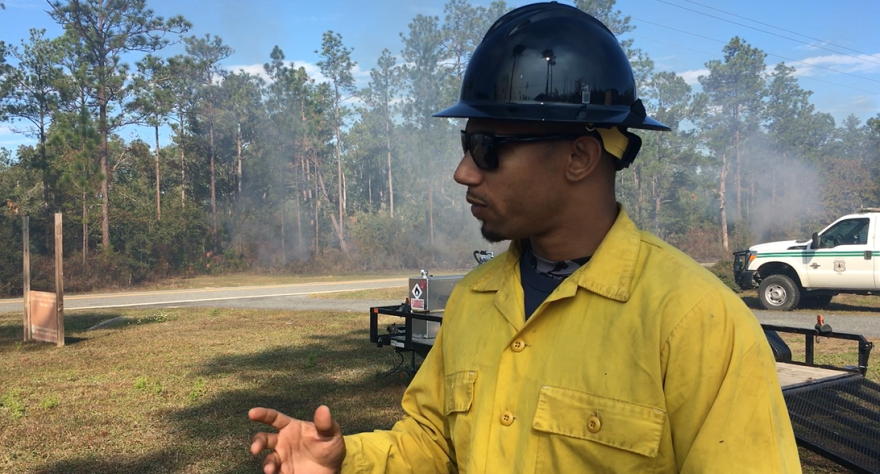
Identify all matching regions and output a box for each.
[454,119,570,243]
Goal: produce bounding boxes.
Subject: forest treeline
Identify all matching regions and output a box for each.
[1,0,878,297]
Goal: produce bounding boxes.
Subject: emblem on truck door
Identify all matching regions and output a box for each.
[833,260,846,273]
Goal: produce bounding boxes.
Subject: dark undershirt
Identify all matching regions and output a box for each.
[519,241,591,320]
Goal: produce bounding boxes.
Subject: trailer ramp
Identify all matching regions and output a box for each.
[784,374,880,473]
[767,324,879,474]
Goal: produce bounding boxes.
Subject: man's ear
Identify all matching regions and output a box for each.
[565,135,605,182]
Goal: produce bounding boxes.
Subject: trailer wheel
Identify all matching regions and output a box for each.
[758,274,801,311]
[799,294,833,309]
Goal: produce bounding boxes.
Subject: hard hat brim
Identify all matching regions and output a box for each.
[433,102,671,132]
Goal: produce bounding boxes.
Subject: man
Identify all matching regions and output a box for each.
[248,3,801,473]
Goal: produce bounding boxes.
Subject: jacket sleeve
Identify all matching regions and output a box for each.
[662,289,802,474]
[341,327,455,474]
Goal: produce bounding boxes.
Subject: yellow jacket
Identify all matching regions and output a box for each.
[343,209,801,473]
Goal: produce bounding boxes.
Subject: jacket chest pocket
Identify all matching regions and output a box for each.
[444,370,477,472]
[532,386,666,473]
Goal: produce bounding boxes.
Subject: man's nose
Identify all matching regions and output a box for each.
[454,152,483,186]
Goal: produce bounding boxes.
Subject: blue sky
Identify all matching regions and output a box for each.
[1,0,878,151]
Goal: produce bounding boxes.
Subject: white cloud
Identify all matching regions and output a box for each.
[791,52,880,77]
[679,69,709,85]
[293,61,329,84]
[225,64,273,83]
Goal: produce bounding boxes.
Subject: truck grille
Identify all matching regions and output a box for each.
[733,252,747,272]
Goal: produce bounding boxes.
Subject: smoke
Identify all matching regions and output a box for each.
[739,134,824,243]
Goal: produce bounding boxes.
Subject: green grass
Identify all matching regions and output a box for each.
[307,286,408,301]
[136,272,414,292]
[1,306,877,473]
[0,308,409,474]
[131,270,418,291]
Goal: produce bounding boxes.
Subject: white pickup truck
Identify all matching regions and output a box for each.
[733,209,880,311]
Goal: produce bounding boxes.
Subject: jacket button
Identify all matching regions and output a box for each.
[500,411,515,426]
[511,339,526,352]
[588,416,602,433]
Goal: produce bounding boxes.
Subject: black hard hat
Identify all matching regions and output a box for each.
[433,2,670,132]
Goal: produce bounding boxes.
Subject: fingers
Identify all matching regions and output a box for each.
[313,405,341,439]
[249,407,294,431]
[262,451,280,474]
[250,431,278,455]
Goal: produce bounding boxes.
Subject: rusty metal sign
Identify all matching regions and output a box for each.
[30,291,60,344]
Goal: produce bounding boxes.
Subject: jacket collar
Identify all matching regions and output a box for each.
[470,207,640,303]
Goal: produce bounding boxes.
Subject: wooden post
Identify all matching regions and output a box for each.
[23,216,30,342]
[55,213,65,347]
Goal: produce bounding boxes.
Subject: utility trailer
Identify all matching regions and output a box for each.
[766,322,880,473]
[369,302,880,472]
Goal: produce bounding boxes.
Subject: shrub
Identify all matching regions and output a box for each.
[706,256,740,293]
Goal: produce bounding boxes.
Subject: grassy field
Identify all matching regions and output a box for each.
[307,286,408,301]
[1,304,878,473]
[125,272,414,293]
[0,308,410,474]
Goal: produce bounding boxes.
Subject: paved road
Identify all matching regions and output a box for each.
[0,278,408,314]
[753,310,880,337]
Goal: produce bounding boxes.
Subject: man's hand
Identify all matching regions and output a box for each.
[249,405,346,474]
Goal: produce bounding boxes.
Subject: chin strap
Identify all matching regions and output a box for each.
[615,129,642,171]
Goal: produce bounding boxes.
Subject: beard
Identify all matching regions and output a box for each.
[479,222,506,243]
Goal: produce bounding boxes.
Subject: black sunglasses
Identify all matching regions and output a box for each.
[460,130,591,170]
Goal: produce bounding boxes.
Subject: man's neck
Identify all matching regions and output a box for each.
[528,203,619,261]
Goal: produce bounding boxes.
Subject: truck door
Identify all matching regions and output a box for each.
[805,217,874,289]
[874,220,880,290]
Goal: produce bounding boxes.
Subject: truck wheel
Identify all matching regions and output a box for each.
[800,295,833,309]
[758,274,801,311]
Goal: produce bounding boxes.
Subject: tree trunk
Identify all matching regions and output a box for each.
[748,181,754,224]
[653,178,661,235]
[631,167,640,224]
[40,116,52,250]
[734,117,742,221]
[386,114,394,218]
[155,123,161,222]
[280,160,285,265]
[209,99,217,253]
[179,115,186,207]
[316,167,349,254]
[296,198,302,257]
[720,153,730,251]
[333,83,345,247]
[636,165,644,225]
[82,189,88,266]
[429,180,435,250]
[237,123,243,196]
[315,176,320,257]
[99,90,111,253]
